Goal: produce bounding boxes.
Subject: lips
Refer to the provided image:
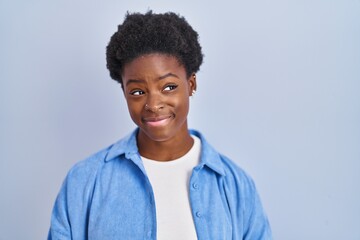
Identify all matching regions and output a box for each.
[142,115,173,127]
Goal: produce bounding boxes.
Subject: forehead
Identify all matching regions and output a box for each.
[121,54,186,80]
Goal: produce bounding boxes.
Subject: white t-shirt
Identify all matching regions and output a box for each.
[142,135,201,240]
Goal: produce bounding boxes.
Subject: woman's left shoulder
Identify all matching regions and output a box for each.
[218,154,257,190]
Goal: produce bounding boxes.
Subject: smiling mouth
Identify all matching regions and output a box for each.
[142,115,173,127]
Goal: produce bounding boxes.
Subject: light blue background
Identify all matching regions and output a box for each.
[1,0,359,239]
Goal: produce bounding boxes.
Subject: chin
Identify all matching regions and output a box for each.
[141,129,175,142]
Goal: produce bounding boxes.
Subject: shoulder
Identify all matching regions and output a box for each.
[191,129,272,238]
[49,132,138,239]
[191,129,255,187]
[220,154,255,186]
[193,129,258,201]
[64,129,138,185]
[65,146,109,184]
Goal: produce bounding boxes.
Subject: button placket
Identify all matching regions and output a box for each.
[190,170,203,227]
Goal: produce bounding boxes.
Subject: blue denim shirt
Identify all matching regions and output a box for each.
[48,129,272,240]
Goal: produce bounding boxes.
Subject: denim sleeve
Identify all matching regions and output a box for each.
[222,156,272,239]
[48,175,73,240]
[243,184,272,240]
[48,159,97,240]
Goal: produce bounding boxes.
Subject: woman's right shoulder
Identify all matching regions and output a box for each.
[63,130,138,185]
[65,144,114,184]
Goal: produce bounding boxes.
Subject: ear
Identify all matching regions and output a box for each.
[188,73,197,96]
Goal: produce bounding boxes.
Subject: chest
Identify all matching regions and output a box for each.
[87,162,234,239]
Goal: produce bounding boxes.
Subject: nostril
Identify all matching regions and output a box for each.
[145,104,163,112]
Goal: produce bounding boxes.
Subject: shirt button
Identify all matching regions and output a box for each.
[147,231,152,237]
[196,211,202,218]
[192,183,199,189]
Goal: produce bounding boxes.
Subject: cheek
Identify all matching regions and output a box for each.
[174,94,190,113]
[126,100,143,121]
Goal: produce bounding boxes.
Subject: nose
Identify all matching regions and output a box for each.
[144,93,164,112]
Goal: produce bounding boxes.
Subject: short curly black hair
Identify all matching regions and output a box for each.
[106,11,203,87]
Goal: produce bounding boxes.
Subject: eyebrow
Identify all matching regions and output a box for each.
[158,72,179,80]
[125,72,179,86]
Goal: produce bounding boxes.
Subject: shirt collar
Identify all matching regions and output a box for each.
[189,129,226,176]
[104,128,226,176]
[105,128,139,162]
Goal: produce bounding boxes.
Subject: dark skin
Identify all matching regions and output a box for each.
[121,53,197,161]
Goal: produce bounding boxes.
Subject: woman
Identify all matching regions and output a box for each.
[48,11,272,240]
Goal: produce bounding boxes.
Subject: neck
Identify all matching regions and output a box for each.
[137,130,194,162]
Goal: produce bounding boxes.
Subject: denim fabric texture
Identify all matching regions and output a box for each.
[48,129,272,240]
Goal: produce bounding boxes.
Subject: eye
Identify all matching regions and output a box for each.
[163,84,178,92]
[130,90,145,96]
